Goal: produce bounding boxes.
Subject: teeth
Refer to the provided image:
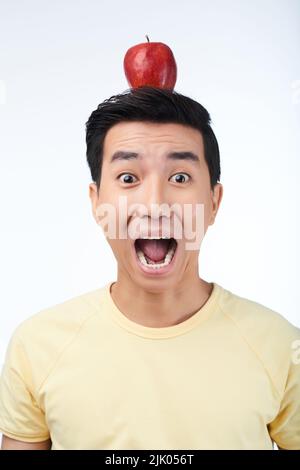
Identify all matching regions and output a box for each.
[136,236,171,240]
[136,242,176,269]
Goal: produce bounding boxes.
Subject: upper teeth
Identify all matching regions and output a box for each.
[136,236,172,240]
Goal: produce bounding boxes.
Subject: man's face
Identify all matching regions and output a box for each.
[89,121,223,292]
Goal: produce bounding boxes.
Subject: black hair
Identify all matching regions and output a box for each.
[85,86,221,191]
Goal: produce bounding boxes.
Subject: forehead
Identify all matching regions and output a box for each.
[103,121,204,155]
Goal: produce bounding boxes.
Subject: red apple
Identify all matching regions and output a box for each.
[123,36,177,90]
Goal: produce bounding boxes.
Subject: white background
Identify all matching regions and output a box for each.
[0,0,299,369]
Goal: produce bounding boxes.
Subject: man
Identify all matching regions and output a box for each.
[0,87,299,450]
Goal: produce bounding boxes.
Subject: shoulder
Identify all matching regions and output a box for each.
[217,284,299,341]
[4,284,109,389]
[216,283,300,396]
[14,284,109,341]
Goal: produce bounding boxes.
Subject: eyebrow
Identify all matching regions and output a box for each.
[110,150,200,164]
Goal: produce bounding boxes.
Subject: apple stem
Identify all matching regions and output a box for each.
[145,35,150,43]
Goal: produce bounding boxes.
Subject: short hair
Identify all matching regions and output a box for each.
[85,86,221,191]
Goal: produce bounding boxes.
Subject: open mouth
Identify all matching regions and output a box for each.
[134,237,178,270]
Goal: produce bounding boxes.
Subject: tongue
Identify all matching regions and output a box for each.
[137,239,170,262]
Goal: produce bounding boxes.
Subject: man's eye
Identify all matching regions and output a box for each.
[117,173,138,184]
[169,173,190,184]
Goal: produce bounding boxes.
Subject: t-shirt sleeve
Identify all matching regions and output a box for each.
[268,334,300,450]
[0,328,50,442]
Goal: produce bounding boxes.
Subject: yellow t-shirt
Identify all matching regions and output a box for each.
[0,281,299,450]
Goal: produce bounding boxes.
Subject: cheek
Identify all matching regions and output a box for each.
[107,239,128,260]
[98,207,129,241]
[203,200,213,229]
[187,193,212,226]
[180,196,211,250]
[194,187,213,227]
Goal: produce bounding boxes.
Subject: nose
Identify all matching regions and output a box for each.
[145,175,165,206]
[139,174,169,219]
[129,174,172,236]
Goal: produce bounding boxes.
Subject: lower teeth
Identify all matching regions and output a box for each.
[137,243,176,269]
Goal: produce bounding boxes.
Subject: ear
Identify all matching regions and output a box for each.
[89,183,100,224]
[208,183,223,226]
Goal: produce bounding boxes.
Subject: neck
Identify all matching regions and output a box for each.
[110,272,213,328]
